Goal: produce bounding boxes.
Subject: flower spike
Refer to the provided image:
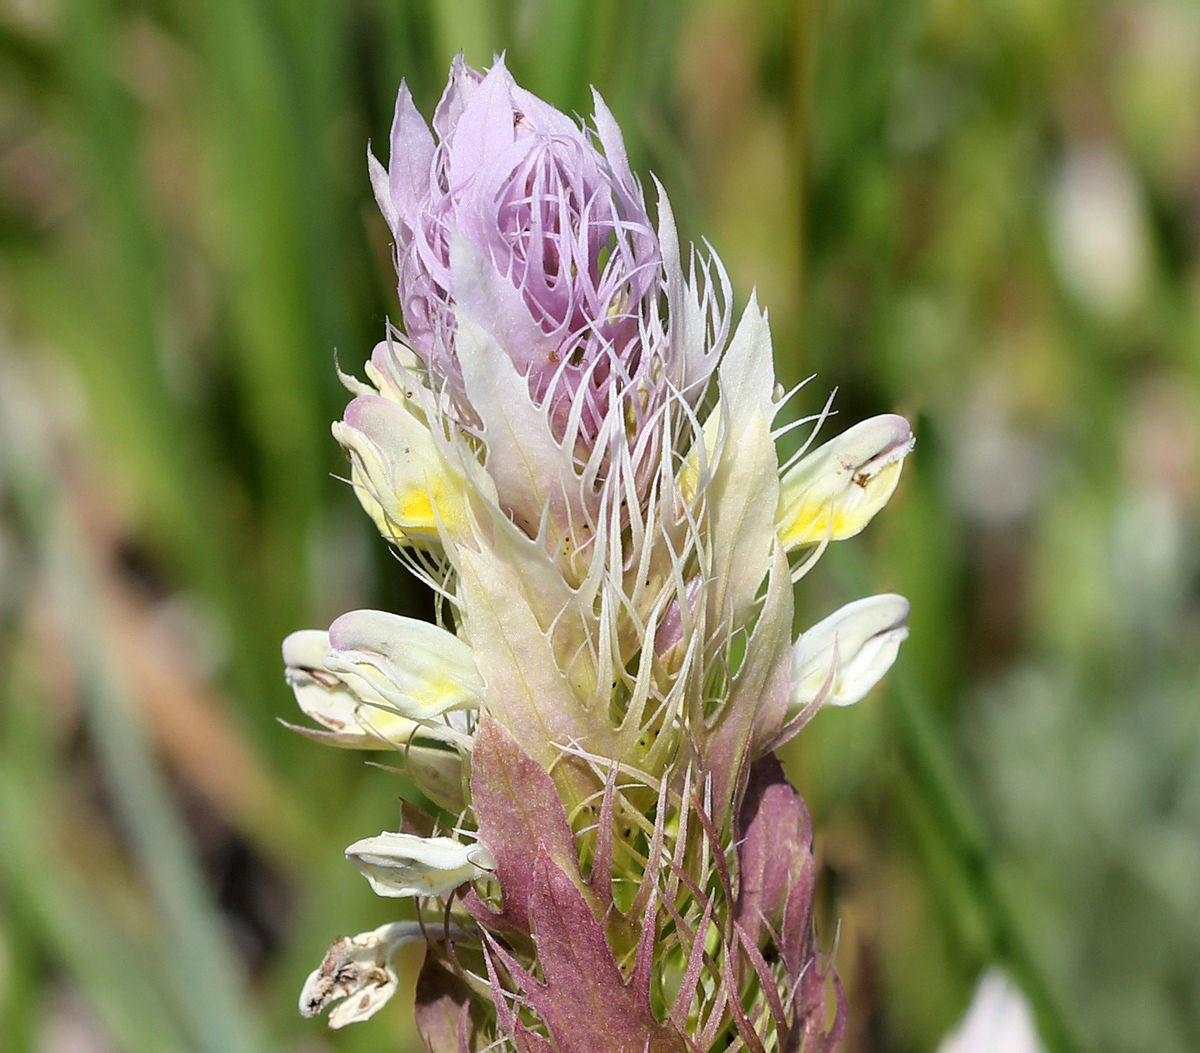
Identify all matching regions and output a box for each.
[288,54,912,1048]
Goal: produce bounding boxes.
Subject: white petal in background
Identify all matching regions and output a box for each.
[937,970,1045,1053]
[1048,143,1149,321]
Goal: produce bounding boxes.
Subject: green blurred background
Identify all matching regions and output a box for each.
[1,0,1198,1050]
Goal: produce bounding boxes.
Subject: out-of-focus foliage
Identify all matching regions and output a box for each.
[0,0,1197,1051]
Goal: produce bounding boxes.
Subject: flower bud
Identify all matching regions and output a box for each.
[778,414,914,549]
[790,593,910,709]
[345,832,494,898]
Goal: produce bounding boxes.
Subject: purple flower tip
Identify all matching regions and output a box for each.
[371,55,663,444]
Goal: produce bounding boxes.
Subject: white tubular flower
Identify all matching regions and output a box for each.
[283,629,467,811]
[299,921,423,1029]
[790,593,910,709]
[345,832,494,898]
[332,394,471,545]
[324,609,483,722]
[282,629,425,748]
[778,413,914,550]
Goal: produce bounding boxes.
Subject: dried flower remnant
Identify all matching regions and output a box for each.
[299,922,422,1029]
[287,55,913,1050]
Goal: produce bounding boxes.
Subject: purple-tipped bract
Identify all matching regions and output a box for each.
[371,55,663,445]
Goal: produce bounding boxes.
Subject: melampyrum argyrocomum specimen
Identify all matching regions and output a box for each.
[286,55,913,1053]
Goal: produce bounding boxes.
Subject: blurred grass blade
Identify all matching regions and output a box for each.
[0,362,263,1053]
[0,768,192,1053]
[833,545,1083,1053]
[429,0,501,68]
